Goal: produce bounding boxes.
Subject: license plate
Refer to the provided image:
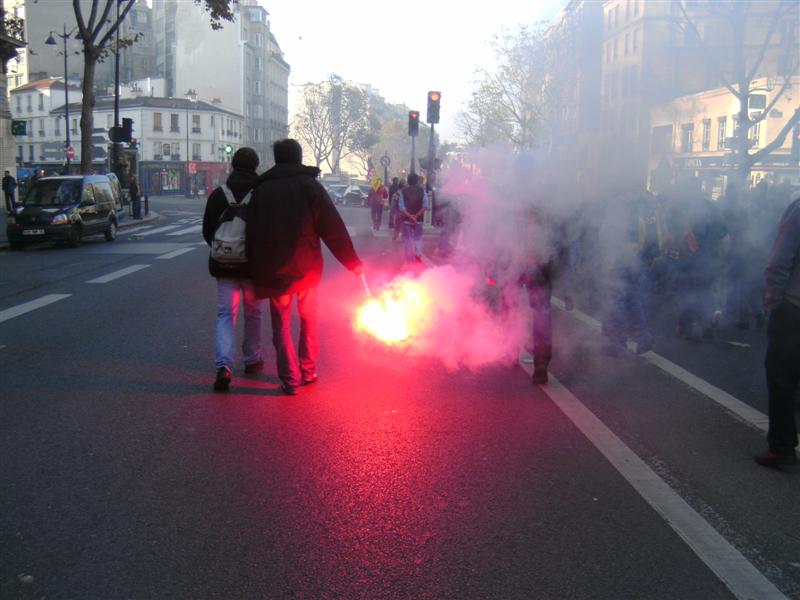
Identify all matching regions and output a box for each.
[22,228,45,235]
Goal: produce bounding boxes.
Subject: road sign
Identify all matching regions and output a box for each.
[380,154,391,167]
[66,146,75,159]
[11,120,26,136]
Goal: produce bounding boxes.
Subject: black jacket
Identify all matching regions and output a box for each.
[202,168,259,279]
[246,163,362,298]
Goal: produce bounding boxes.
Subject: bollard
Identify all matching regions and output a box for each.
[144,194,149,216]
[133,195,142,219]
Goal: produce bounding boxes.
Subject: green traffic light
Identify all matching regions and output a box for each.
[224,144,233,154]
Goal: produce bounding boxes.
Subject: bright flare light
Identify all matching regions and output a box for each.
[355,278,431,345]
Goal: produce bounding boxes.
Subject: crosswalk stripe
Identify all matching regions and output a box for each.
[131,225,182,237]
[167,225,202,236]
[0,294,72,324]
[86,264,150,283]
[157,248,196,259]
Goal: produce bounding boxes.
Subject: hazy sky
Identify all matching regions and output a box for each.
[263,0,566,142]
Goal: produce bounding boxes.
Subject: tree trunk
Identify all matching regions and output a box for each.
[79,50,97,174]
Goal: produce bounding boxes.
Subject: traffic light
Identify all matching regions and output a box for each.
[426,91,441,124]
[121,118,133,142]
[408,111,420,137]
[224,144,233,155]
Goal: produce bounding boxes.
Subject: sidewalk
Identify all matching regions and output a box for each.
[0,206,160,250]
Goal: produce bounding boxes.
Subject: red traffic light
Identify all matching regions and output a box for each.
[429,92,440,102]
[410,111,419,119]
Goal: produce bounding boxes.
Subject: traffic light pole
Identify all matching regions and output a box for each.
[410,136,416,175]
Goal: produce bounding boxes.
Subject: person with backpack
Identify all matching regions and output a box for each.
[202,147,263,392]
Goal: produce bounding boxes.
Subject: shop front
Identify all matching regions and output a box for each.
[187,161,230,197]
[140,161,185,196]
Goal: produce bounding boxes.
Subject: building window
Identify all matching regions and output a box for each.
[701,118,711,151]
[153,141,161,158]
[748,121,761,148]
[717,117,727,149]
[192,114,201,133]
[255,32,263,47]
[106,114,113,128]
[15,95,21,111]
[54,118,60,136]
[28,145,34,161]
[170,113,179,132]
[153,112,162,131]
[38,118,45,136]
[192,142,201,160]
[17,145,23,162]
[26,95,32,111]
[163,143,171,156]
[681,123,694,153]
[38,94,44,110]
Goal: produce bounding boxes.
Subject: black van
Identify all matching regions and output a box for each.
[7,175,120,249]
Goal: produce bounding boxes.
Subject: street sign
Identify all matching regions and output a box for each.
[380,154,391,167]
[11,120,26,136]
[66,146,75,159]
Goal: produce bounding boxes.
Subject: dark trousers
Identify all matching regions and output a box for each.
[765,301,800,454]
[371,204,384,230]
[4,191,14,212]
[528,284,553,368]
[269,287,319,388]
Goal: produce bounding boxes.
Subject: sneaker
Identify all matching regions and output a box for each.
[754,451,797,467]
[532,367,548,385]
[213,367,232,392]
[302,374,318,385]
[281,383,298,396]
[244,359,264,374]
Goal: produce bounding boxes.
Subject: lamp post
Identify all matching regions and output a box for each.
[185,89,197,197]
[112,0,121,180]
[45,25,77,172]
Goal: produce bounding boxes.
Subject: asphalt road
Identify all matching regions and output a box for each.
[1,196,798,599]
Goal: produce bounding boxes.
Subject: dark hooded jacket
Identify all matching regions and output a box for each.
[202,167,259,279]
[246,163,362,298]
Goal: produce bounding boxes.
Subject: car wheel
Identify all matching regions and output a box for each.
[104,219,118,242]
[68,224,83,247]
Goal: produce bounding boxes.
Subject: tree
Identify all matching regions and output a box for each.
[675,0,800,185]
[72,0,235,173]
[458,24,549,150]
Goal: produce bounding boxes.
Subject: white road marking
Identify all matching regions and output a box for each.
[131,225,182,237]
[550,296,769,433]
[523,358,788,600]
[86,264,150,283]
[119,224,155,235]
[166,225,202,236]
[0,294,72,324]
[156,248,196,260]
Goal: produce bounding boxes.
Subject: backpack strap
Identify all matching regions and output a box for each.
[221,184,252,206]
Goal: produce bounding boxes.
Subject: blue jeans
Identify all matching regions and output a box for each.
[215,278,263,370]
[269,287,319,388]
[402,221,423,261]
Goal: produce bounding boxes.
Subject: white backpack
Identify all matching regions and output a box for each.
[211,184,251,263]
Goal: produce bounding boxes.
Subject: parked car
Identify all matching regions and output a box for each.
[326,184,348,204]
[105,172,128,217]
[341,184,367,207]
[6,174,121,249]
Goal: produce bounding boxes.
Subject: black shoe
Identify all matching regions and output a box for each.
[754,451,797,467]
[302,374,318,385]
[244,359,264,374]
[281,383,298,396]
[532,367,548,385]
[213,367,231,392]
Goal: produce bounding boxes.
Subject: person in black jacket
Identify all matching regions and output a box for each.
[202,147,263,392]
[246,139,363,395]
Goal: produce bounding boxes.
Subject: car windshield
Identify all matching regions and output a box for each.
[23,180,81,206]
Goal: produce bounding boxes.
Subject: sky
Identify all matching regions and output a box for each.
[263,0,567,143]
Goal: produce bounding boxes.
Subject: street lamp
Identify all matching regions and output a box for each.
[45,25,78,172]
[185,89,198,196]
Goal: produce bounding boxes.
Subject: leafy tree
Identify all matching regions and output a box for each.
[72,0,235,173]
[459,24,549,149]
[675,0,799,185]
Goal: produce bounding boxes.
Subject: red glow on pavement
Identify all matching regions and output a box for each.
[355,277,431,345]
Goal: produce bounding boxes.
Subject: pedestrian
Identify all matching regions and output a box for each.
[389,177,405,241]
[398,172,429,263]
[755,194,800,467]
[368,177,388,231]
[129,174,140,218]
[246,139,364,395]
[2,170,17,212]
[202,147,264,392]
